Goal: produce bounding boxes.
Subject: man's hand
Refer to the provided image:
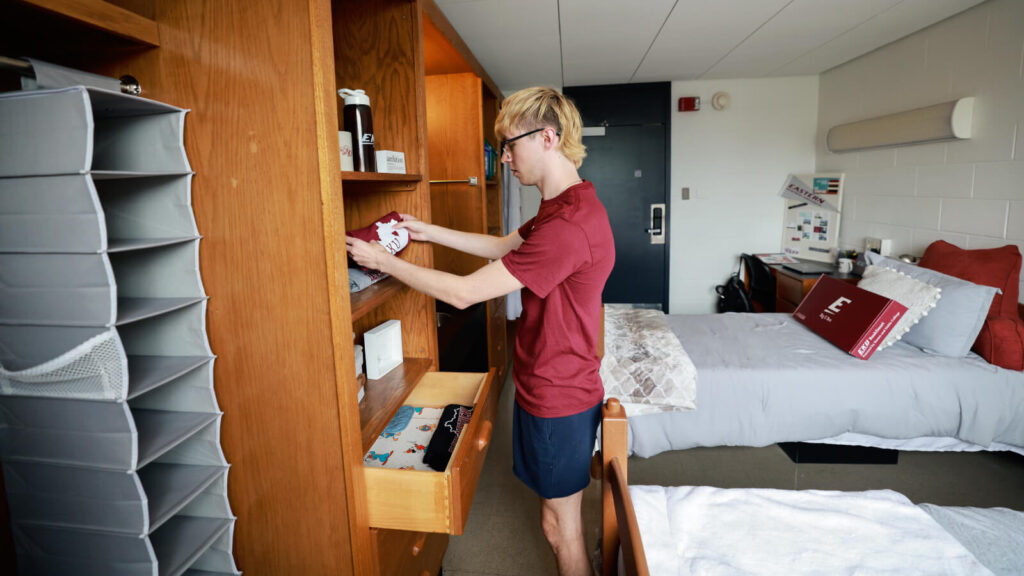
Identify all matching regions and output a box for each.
[345,236,392,272]
[395,214,432,242]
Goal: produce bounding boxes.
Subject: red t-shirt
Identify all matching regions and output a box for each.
[501,181,615,418]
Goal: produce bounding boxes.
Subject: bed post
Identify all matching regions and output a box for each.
[602,398,628,576]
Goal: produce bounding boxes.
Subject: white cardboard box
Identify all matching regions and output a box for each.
[364,319,403,379]
[375,150,406,174]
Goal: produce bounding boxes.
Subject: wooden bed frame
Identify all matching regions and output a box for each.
[596,397,648,576]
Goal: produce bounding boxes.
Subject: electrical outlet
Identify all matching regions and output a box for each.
[865,237,892,257]
[681,187,690,200]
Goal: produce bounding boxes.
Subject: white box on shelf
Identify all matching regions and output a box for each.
[354,344,364,377]
[364,319,402,379]
[375,150,406,174]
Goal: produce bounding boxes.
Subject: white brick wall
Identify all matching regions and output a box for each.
[816,0,1024,300]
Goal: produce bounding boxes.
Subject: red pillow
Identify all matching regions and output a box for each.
[919,241,1021,317]
[973,315,1024,371]
[919,240,1023,370]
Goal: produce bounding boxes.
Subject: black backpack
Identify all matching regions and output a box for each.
[715,261,752,313]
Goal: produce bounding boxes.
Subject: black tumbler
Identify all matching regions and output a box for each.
[338,88,376,172]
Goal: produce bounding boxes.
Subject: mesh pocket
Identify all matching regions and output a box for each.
[0,330,127,401]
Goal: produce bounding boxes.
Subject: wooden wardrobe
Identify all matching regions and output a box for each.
[0,0,507,574]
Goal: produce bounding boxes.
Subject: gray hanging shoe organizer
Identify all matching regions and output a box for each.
[0,86,239,576]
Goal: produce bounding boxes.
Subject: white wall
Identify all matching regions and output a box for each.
[816,0,1024,302]
[520,184,541,224]
[670,77,819,313]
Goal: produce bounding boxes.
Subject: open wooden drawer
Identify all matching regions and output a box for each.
[365,369,497,535]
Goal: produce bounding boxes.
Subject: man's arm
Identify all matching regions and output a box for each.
[427,228,523,260]
[346,237,523,310]
[398,216,523,260]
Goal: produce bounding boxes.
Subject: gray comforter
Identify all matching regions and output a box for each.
[627,313,1024,458]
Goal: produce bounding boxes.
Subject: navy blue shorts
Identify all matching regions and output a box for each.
[512,399,602,499]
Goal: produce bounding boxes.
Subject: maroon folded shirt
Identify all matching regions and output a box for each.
[346,211,409,270]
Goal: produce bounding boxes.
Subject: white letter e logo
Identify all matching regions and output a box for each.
[826,296,852,315]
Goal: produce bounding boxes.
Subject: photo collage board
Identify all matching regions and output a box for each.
[781,173,844,263]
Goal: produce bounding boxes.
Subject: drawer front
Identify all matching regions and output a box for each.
[365,369,497,534]
[449,367,498,535]
[776,273,804,307]
[374,528,448,576]
[774,297,797,314]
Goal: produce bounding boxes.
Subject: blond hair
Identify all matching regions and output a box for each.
[495,87,587,168]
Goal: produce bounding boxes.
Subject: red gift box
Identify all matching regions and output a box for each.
[793,275,908,360]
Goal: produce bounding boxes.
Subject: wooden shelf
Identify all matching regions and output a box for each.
[358,357,432,452]
[341,172,422,193]
[350,275,406,322]
[19,0,160,46]
[341,172,422,183]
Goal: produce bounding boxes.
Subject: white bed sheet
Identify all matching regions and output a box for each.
[628,485,1021,576]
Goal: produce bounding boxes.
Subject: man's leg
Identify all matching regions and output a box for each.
[540,490,591,576]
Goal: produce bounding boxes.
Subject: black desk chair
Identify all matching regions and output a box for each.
[741,253,775,313]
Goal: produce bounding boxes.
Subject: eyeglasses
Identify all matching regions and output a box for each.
[500,127,560,157]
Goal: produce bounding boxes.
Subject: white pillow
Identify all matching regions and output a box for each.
[857,265,942,350]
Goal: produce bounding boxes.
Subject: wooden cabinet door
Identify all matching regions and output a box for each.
[426,72,507,379]
[425,73,486,277]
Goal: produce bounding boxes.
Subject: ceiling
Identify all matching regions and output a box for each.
[434,0,985,94]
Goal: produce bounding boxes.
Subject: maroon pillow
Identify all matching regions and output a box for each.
[918,240,1023,370]
[973,315,1024,371]
[918,240,1020,318]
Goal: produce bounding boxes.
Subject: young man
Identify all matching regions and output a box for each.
[346,86,614,576]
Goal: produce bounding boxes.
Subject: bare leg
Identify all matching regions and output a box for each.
[540,490,592,576]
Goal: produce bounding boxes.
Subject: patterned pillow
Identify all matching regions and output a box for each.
[600,305,697,414]
[857,265,942,351]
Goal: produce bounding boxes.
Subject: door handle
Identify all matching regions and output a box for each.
[647,203,665,245]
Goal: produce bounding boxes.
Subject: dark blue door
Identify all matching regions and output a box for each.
[565,83,670,310]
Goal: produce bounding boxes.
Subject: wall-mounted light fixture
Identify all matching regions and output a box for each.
[826,97,974,153]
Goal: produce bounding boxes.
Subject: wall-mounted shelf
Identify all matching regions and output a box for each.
[341,172,422,193]
[341,172,422,183]
[350,276,406,322]
[17,0,160,46]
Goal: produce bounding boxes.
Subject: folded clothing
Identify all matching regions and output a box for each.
[364,406,441,471]
[346,211,409,271]
[349,266,389,292]
[424,404,474,471]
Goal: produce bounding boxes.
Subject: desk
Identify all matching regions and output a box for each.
[770,265,860,313]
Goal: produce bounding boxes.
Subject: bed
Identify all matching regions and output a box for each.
[598,398,1024,576]
[601,245,1024,458]
[611,309,1024,458]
